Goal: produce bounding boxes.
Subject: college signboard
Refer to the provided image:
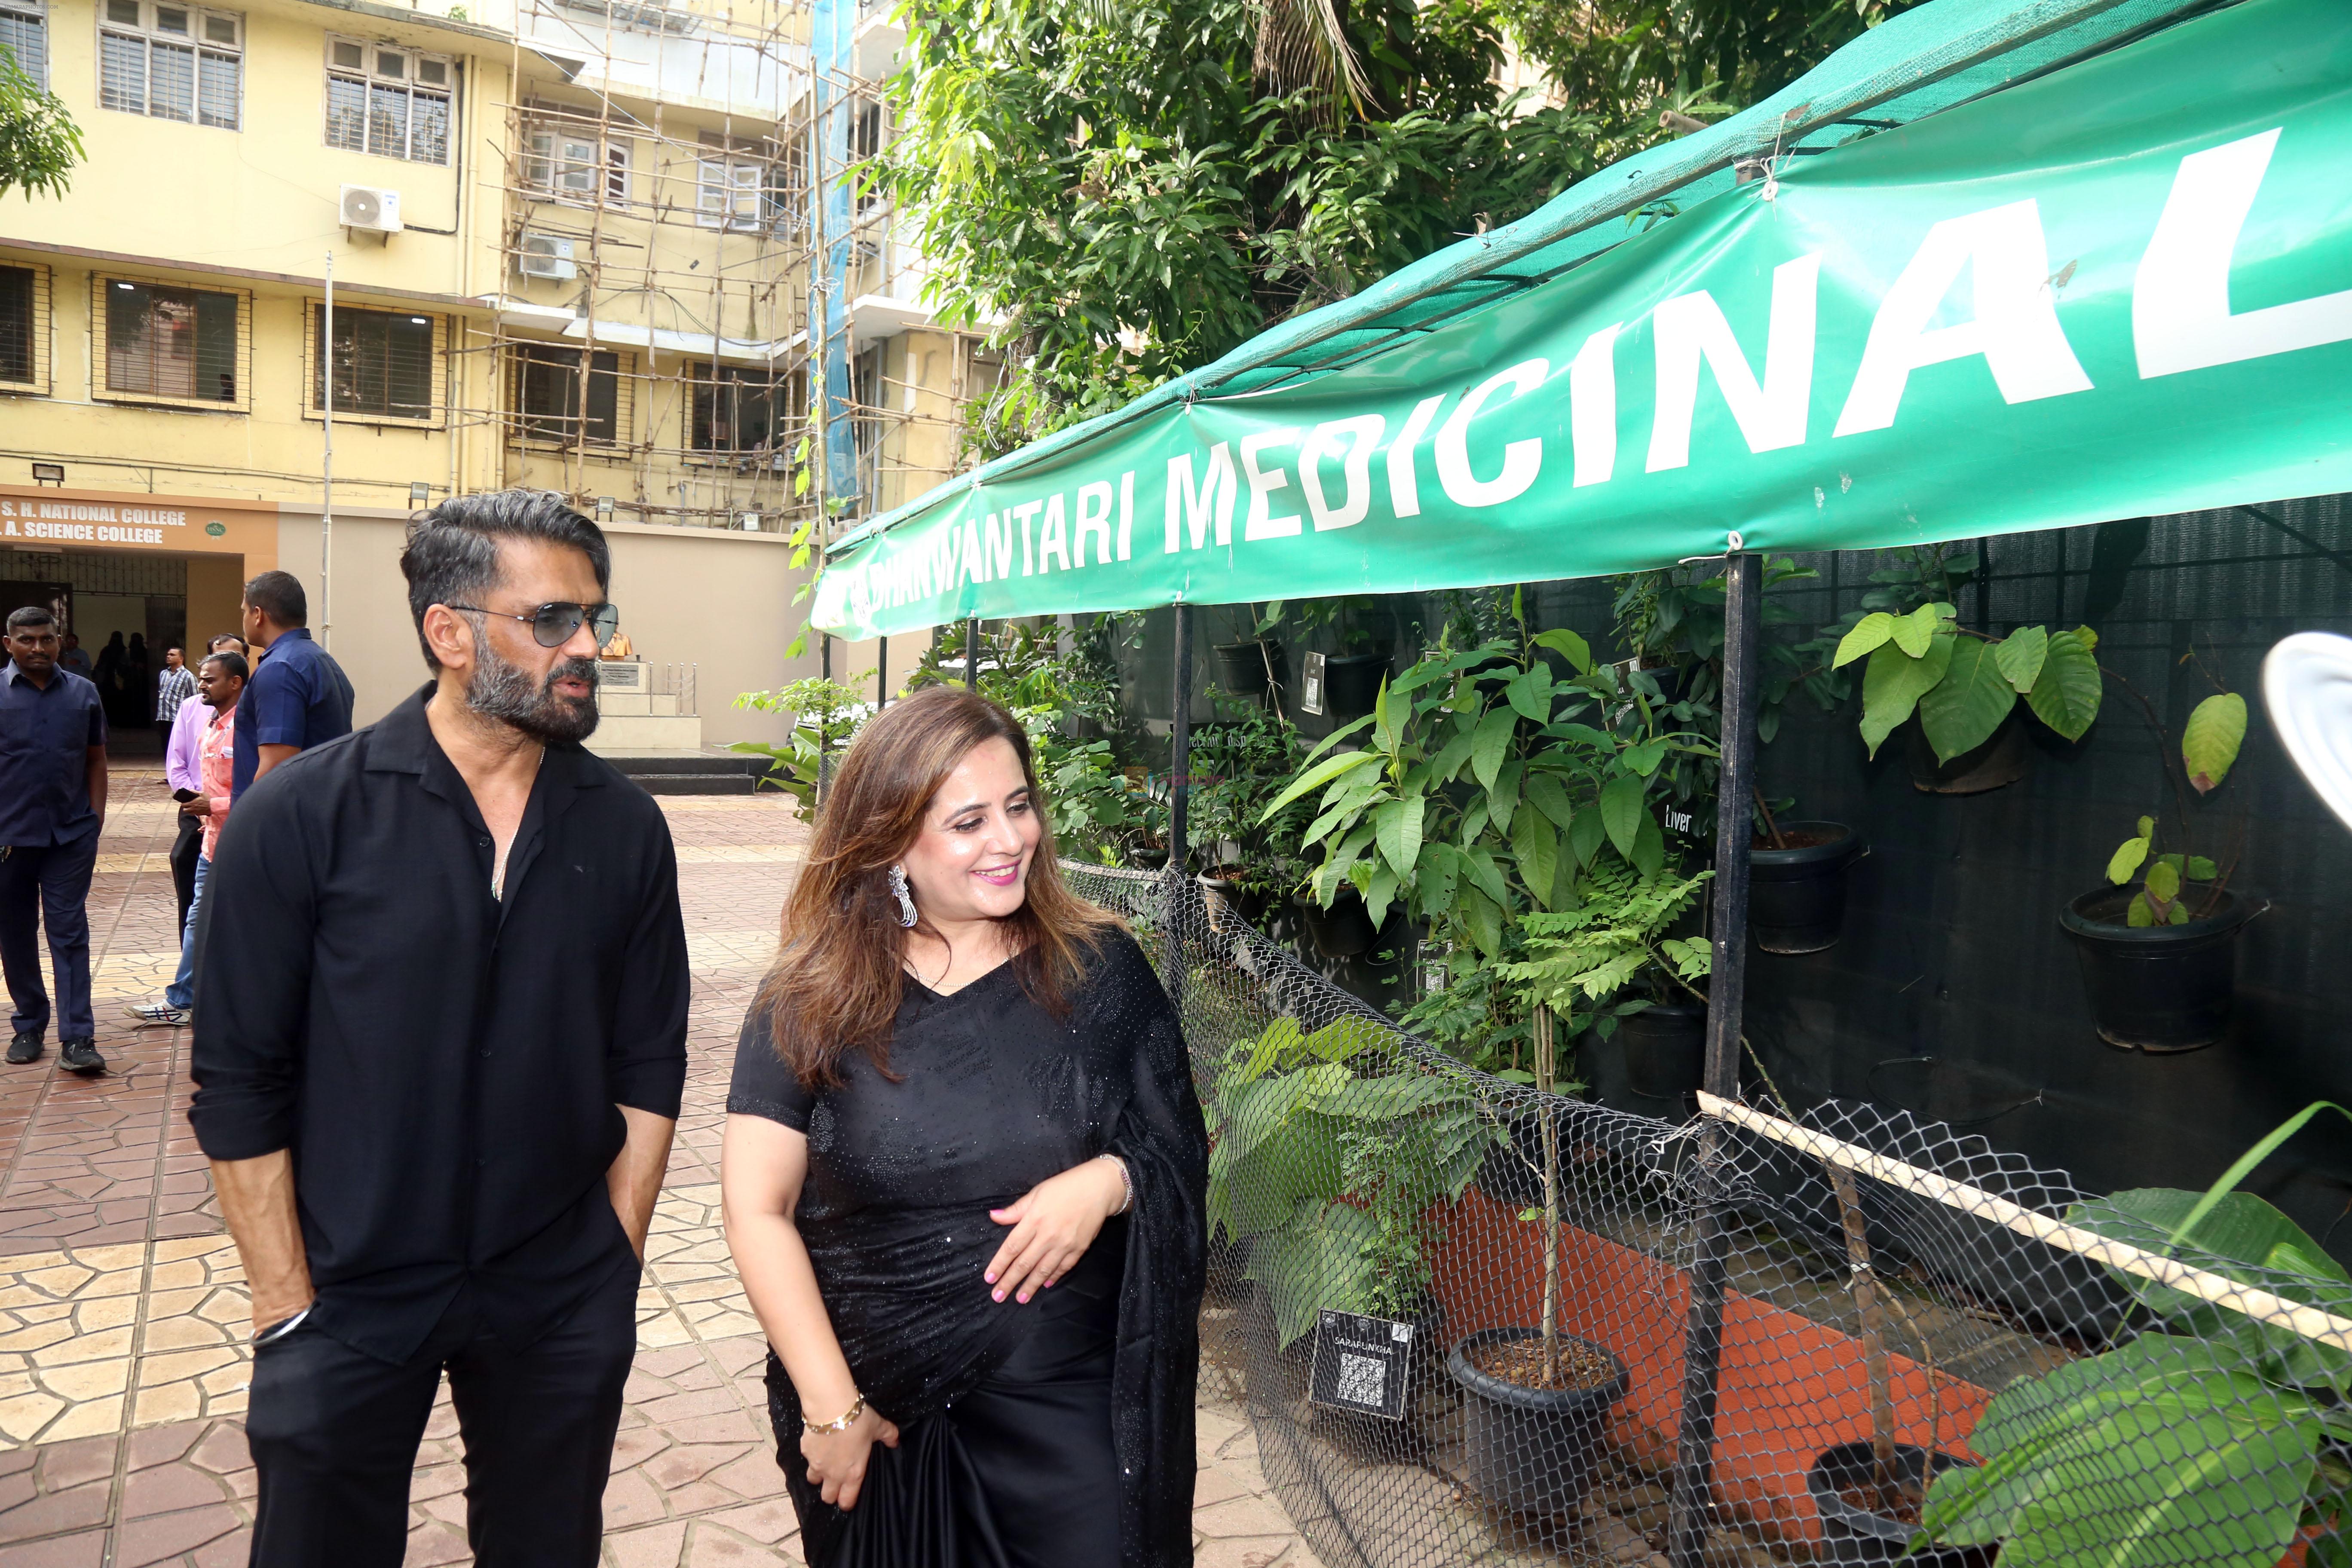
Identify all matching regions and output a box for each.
[812,0,2352,640]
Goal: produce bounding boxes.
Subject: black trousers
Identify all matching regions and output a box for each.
[244,1260,639,1568]
[168,810,202,937]
[0,833,98,1042]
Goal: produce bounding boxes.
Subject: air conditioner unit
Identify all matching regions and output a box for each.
[339,184,402,233]
[518,233,577,281]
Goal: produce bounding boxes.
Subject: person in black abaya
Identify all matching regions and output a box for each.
[722,684,1205,1568]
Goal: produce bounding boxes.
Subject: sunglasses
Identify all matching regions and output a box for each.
[447,601,622,649]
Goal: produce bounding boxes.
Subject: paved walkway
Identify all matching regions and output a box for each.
[0,767,1313,1568]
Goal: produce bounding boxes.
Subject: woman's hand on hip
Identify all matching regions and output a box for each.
[801,1404,899,1511]
[985,1157,1127,1304]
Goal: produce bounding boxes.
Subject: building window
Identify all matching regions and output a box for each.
[851,99,884,216]
[312,304,435,420]
[524,122,628,207]
[0,0,48,89]
[326,36,451,164]
[0,264,44,390]
[511,345,622,444]
[689,364,797,455]
[103,279,238,402]
[98,0,241,130]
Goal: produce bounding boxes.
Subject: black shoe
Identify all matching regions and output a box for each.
[58,1038,104,1077]
[6,1031,40,1065]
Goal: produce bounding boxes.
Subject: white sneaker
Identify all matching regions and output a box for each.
[126,1001,189,1027]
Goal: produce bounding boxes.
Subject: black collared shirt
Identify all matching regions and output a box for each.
[0,663,107,846]
[189,683,689,1363]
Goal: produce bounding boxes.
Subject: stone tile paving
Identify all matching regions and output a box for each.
[0,767,1319,1568]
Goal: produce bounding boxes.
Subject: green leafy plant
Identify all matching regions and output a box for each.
[1829,602,2104,763]
[729,673,875,805]
[1922,1102,2352,1568]
[0,46,84,201]
[1205,1016,1497,1347]
[1503,855,1712,1043]
[1190,701,1312,894]
[2102,689,2248,925]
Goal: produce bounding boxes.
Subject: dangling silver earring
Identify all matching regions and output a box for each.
[888,864,917,928]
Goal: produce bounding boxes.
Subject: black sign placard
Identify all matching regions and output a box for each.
[1307,1310,1413,1421]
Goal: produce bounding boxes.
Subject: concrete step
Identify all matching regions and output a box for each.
[630,772,758,796]
[594,748,765,795]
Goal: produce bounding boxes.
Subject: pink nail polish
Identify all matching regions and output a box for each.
[992,1289,1004,1302]
[984,1272,995,1283]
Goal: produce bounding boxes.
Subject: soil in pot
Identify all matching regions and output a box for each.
[1808,1440,1993,1567]
[1296,890,1378,958]
[1905,711,2032,794]
[1447,1326,1629,1518]
[2060,885,2262,1052]
[1750,822,1866,954]
[1212,640,1282,697]
[1323,654,1390,720]
[1618,1004,1706,1100]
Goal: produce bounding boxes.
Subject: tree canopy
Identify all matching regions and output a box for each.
[0,47,84,202]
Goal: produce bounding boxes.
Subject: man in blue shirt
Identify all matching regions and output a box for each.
[232,572,355,802]
[0,607,110,1075]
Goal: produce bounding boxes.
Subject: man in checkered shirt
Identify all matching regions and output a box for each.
[153,645,196,744]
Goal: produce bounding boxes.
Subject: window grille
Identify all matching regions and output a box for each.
[312,305,435,420]
[99,0,239,129]
[511,345,622,444]
[688,363,798,454]
[0,266,38,388]
[326,35,450,163]
[0,0,47,89]
[103,279,238,402]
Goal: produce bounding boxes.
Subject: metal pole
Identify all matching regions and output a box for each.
[965,618,980,692]
[1666,549,1760,1568]
[1169,603,1193,872]
[321,250,334,652]
[817,631,833,805]
[877,635,888,710]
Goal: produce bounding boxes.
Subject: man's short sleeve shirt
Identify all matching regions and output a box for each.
[0,665,107,845]
[230,630,356,801]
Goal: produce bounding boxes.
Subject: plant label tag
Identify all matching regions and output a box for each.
[1308,1310,1411,1421]
[1299,651,1327,717]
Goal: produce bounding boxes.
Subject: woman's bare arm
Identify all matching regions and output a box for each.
[721,1113,897,1509]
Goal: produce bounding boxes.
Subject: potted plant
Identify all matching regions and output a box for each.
[1446,1004,1631,1518]
[1919,1103,2352,1568]
[1504,854,1714,1104]
[1750,802,1868,956]
[730,670,876,803]
[1301,595,1396,721]
[1212,602,1286,701]
[2061,687,2262,1051]
[1189,701,1310,930]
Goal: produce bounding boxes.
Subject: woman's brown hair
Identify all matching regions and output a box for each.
[756,683,1120,1089]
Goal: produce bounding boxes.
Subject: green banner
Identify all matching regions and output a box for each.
[814,0,2352,640]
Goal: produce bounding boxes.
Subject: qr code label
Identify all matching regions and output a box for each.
[1335,1352,1387,1409]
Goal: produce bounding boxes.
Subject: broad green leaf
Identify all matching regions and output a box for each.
[1469,706,1516,790]
[1489,758,1522,830]
[1523,771,1575,831]
[1428,729,1475,784]
[2027,628,2104,740]
[1859,633,1954,757]
[1568,807,1605,870]
[1832,612,1896,669]
[2183,692,2248,794]
[1262,747,1380,822]
[1461,846,1510,908]
[1620,738,1669,776]
[1250,1201,1381,1348]
[2168,900,2190,925]
[1510,806,1559,912]
[1528,628,1593,674]
[1372,677,1397,757]
[1412,840,1460,915]
[1364,860,1399,928]
[1994,625,2049,693]
[2107,832,2150,886]
[2187,856,2218,880]
[1919,636,2018,763]
[2145,858,2180,899]
[1891,602,1947,657]
[1505,667,1554,723]
[2128,895,2155,927]
[1599,773,1646,860]
[1630,812,1665,877]
[1374,795,1424,877]
[1458,885,1502,957]
[2139,814,2156,838]
[1461,797,1490,846]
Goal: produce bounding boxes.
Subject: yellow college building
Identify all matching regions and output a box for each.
[0,0,983,753]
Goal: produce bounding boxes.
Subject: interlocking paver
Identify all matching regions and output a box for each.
[0,766,1315,1567]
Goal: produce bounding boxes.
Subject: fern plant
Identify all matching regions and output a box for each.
[1503,854,1713,1038]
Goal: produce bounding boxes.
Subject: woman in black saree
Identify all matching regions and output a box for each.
[721,684,1207,1568]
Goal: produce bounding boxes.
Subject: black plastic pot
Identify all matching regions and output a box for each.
[1905,711,2032,794]
[1807,1441,1992,1567]
[1447,1326,1629,1517]
[1750,822,1866,954]
[1296,891,1378,958]
[1323,654,1390,720]
[2059,886,2264,1053]
[1198,873,1269,932]
[1619,1003,1707,1099]
[1212,640,1282,697]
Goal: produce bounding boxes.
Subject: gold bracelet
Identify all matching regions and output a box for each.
[803,1392,865,1435]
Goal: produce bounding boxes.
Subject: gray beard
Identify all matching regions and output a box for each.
[466,643,600,744]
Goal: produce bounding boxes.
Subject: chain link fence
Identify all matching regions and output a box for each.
[1064,861,2352,1568]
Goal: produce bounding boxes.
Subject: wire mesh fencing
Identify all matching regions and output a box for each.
[1063,861,2352,1568]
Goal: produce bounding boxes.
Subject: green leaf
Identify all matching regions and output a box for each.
[1374,795,1424,878]
[1469,706,1516,790]
[1599,773,1646,860]
[1620,738,1669,777]
[1994,625,2049,693]
[1489,758,1522,831]
[2168,901,2190,925]
[1510,805,1559,912]
[2139,814,2156,839]
[2145,858,2180,900]
[2128,894,2155,927]
[1371,677,1396,757]
[1364,861,1399,928]
[1461,847,1510,909]
[1568,807,1605,870]
[1458,885,1503,957]
[1261,748,1381,823]
[1505,667,1553,723]
[1918,636,2018,763]
[1890,602,1945,657]
[1528,628,1593,674]
[1832,612,1896,669]
[1858,633,1954,758]
[1523,771,1575,831]
[2187,856,2218,880]
[2026,628,2104,741]
[1412,840,1460,915]
[1630,812,1665,877]
[2183,692,2248,794]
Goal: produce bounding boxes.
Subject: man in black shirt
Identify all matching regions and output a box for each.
[190,492,687,1568]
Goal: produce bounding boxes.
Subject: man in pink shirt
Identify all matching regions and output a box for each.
[131,649,245,1027]
[163,635,248,939]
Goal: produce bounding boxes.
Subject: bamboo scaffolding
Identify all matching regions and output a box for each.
[1695,1092,2352,1353]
